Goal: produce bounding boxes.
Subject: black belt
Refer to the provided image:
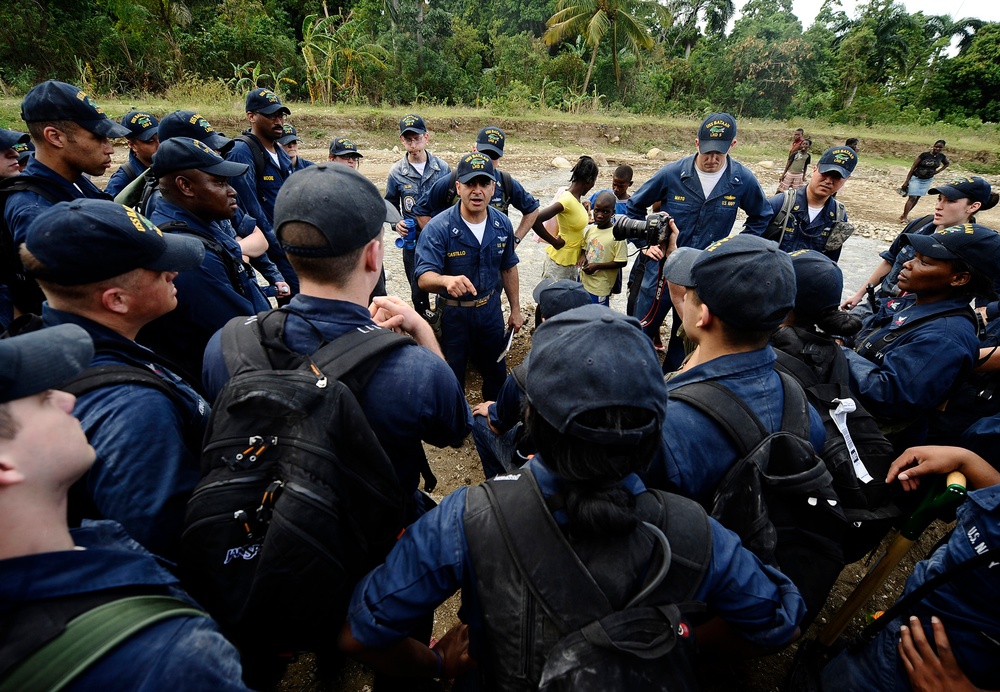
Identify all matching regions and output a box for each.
[442,290,494,308]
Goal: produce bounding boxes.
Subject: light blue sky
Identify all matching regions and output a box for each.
[780,0,1000,27]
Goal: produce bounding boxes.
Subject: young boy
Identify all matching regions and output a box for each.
[588,164,633,214]
[777,138,811,193]
[581,191,627,305]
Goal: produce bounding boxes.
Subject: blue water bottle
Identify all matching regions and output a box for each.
[395,218,417,251]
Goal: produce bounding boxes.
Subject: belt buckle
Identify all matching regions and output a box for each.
[474,295,489,307]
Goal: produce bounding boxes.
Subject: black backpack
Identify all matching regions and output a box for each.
[670,372,847,626]
[155,220,252,298]
[772,326,901,562]
[0,175,75,315]
[179,310,414,655]
[464,469,711,692]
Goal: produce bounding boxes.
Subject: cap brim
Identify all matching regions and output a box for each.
[927,184,965,200]
[698,140,732,154]
[0,132,29,150]
[202,133,233,151]
[85,119,132,139]
[134,126,159,142]
[0,324,94,402]
[258,104,291,116]
[400,128,426,136]
[456,172,496,184]
[384,200,402,226]
[202,160,250,178]
[331,150,363,158]
[904,233,957,261]
[662,247,702,287]
[816,164,849,178]
[277,135,300,145]
[477,142,503,157]
[532,278,558,303]
[147,233,206,272]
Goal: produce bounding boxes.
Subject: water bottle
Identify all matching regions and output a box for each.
[394,218,417,251]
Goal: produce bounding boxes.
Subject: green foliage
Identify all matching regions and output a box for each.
[488,80,535,115]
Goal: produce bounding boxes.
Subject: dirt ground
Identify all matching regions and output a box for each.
[103,122,996,690]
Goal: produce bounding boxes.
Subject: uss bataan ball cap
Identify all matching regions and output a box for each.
[0,324,94,404]
[21,81,130,139]
[816,146,858,179]
[523,305,666,444]
[697,113,737,154]
[274,164,387,257]
[24,199,204,286]
[455,152,496,184]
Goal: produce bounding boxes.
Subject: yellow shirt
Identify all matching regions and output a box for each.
[545,190,589,266]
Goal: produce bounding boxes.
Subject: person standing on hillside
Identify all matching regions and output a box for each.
[899,140,950,223]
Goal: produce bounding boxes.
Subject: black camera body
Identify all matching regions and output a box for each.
[613,213,670,246]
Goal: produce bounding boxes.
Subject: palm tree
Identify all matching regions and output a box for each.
[544,0,657,92]
[917,14,984,94]
[668,0,734,59]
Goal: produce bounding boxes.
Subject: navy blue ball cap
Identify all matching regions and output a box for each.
[788,249,843,315]
[24,199,205,286]
[664,235,795,330]
[399,114,426,136]
[532,278,590,319]
[523,305,666,444]
[929,176,992,206]
[158,110,232,151]
[476,126,505,158]
[329,137,363,158]
[455,152,496,184]
[0,324,94,404]
[13,140,33,163]
[0,128,29,151]
[121,110,159,142]
[697,112,737,154]
[275,164,387,257]
[21,81,131,139]
[816,146,858,179]
[151,137,248,178]
[246,89,290,116]
[277,124,301,146]
[906,223,1000,279]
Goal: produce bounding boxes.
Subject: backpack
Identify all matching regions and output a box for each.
[0,175,75,315]
[155,220,252,298]
[771,326,900,562]
[464,469,711,692]
[763,189,851,251]
[854,305,978,366]
[232,132,286,207]
[0,593,204,692]
[670,372,847,625]
[179,310,415,654]
[445,168,515,214]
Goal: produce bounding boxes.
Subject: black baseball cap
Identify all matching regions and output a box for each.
[151,137,249,178]
[532,279,591,320]
[21,81,131,139]
[120,110,159,142]
[929,176,992,206]
[788,249,843,315]
[663,234,795,330]
[455,152,496,184]
[246,89,290,116]
[0,128,29,151]
[158,111,232,151]
[277,124,302,146]
[25,199,205,286]
[816,146,858,179]
[329,137,363,158]
[697,112,736,154]
[275,164,387,257]
[399,114,426,136]
[0,324,94,404]
[476,126,505,158]
[905,224,1000,279]
[523,305,666,444]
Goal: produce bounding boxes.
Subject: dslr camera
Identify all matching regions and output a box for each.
[613,213,671,246]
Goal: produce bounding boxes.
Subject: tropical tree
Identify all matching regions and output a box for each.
[302,10,389,104]
[543,0,658,91]
[667,0,734,59]
[833,0,918,107]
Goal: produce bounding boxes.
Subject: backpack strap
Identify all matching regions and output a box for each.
[855,306,978,362]
[444,170,459,209]
[233,133,269,203]
[59,365,189,410]
[0,596,205,692]
[119,161,138,184]
[834,199,846,223]
[762,189,796,244]
[156,220,249,298]
[498,169,514,214]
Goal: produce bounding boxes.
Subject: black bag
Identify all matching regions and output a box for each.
[464,469,711,692]
[179,310,414,654]
[772,326,901,562]
[0,175,75,315]
[670,372,847,625]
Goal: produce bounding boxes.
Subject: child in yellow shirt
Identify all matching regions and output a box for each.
[581,191,627,306]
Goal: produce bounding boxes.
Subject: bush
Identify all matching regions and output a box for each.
[488,80,535,115]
